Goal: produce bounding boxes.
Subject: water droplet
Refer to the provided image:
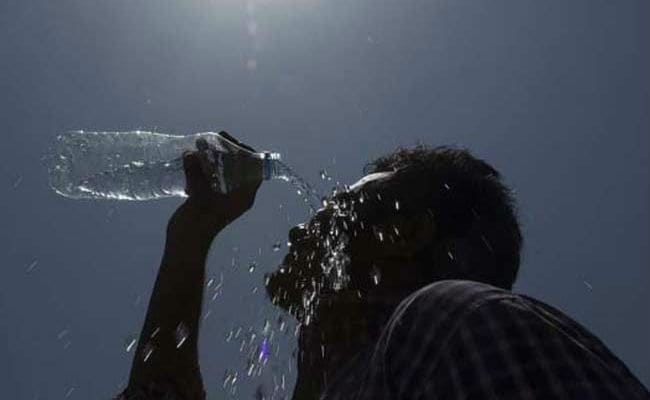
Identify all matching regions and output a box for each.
[65,387,75,398]
[25,260,38,273]
[583,280,593,291]
[222,371,232,388]
[214,273,223,290]
[258,338,269,362]
[371,266,381,285]
[142,343,154,362]
[11,175,23,189]
[125,337,137,353]
[394,200,400,210]
[444,183,451,190]
[447,251,455,260]
[471,208,480,219]
[319,169,332,181]
[175,323,188,349]
[272,242,282,252]
[248,263,257,273]
[57,329,69,340]
[481,235,493,252]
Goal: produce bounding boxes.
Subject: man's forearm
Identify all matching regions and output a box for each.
[126,226,219,397]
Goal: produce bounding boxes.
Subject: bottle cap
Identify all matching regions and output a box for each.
[261,152,281,180]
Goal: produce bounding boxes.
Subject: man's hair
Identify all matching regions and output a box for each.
[364,145,522,290]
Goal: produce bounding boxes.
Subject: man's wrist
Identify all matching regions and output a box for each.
[168,201,230,240]
[166,220,222,253]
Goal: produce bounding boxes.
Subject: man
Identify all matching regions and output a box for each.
[118,133,649,399]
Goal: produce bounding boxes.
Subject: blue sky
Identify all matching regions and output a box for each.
[1,0,648,398]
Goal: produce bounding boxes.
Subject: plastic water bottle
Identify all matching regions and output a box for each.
[47,130,284,201]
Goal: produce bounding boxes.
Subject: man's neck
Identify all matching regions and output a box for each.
[291,289,407,399]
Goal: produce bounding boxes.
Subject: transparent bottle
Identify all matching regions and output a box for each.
[46,130,284,201]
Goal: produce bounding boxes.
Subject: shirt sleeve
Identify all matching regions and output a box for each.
[382,281,650,400]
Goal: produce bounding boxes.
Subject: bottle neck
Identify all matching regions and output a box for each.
[261,152,282,181]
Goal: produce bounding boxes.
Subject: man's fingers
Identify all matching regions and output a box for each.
[182,151,209,197]
[195,139,222,192]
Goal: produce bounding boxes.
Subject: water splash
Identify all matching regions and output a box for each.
[273,161,321,211]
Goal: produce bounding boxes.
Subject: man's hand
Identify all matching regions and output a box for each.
[167,140,263,246]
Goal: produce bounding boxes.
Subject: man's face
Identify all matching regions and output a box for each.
[265,172,397,318]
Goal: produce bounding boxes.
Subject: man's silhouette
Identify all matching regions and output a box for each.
[117,135,649,399]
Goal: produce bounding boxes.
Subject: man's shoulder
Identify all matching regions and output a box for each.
[390,279,516,322]
[409,279,511,300]
[381,280,518,357]
[370,281,519,397]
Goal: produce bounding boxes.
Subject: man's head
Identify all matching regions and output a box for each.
[266,146,522,319]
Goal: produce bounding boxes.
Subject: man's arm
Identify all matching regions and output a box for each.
[123,146,262,399]
[123,217,218,399]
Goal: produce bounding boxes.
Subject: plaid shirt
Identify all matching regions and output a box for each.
[322,280,650,400]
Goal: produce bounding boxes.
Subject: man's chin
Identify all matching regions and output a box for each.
[264,265,303,314]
